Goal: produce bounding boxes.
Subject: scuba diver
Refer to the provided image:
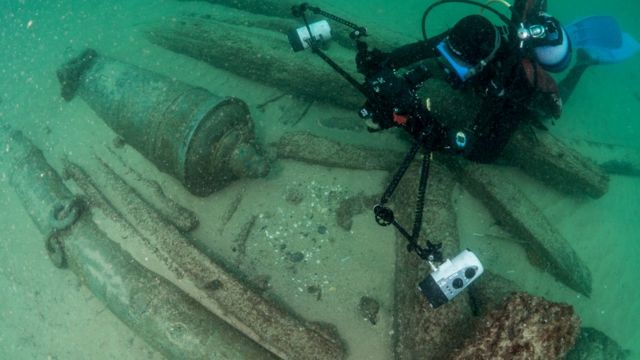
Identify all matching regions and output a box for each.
[292,0,639,162]
[289,0,639,307]
[357,0,589,162]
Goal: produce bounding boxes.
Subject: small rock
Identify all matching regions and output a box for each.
[358,296,380,325]
[307,285,322,301]
[287,251,305,263]
[285,187,304,205]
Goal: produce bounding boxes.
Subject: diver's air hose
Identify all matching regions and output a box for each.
[421,0,514,41]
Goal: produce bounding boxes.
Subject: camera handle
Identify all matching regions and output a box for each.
[373,136,443,263]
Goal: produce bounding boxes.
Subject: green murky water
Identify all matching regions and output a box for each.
[1,0,638,359]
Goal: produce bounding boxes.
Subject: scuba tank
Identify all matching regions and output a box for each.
[512,0,572,72]
[422,0,572,73]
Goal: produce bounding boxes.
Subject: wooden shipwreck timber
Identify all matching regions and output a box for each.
[145,8,609,199]
[0,127,278,359]
[2,1,622,358]
[63,156,347,360]
[3,123,596,359]
[444,158,593,296]
[2,125,348,359]
[276,130,595,297]
[276,134,595,359]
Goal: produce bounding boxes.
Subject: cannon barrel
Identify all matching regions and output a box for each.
[57,49,269,196]
[0,126,275,359]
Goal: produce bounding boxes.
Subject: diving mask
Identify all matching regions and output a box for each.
[437,40,477,82]
[436,26,501,83]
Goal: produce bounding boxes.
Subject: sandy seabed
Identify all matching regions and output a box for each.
[1,0,639,359]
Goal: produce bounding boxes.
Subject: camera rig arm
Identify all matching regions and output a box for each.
[373,137,444,262]
[291,4,371,98]
[290,2,489,309]
[291,3,444,263]
[291,5,449,139]
[292,3,368,40]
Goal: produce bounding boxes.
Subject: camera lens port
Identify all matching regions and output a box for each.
[452,278,464,289]
[465,267,476,279]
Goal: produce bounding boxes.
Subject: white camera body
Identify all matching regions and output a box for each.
[419,249,483,308]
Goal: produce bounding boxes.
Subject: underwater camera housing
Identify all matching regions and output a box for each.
[288,20,332,52]
[419,249,483,308]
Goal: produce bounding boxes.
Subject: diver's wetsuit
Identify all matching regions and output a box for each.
[385,33,563,162]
